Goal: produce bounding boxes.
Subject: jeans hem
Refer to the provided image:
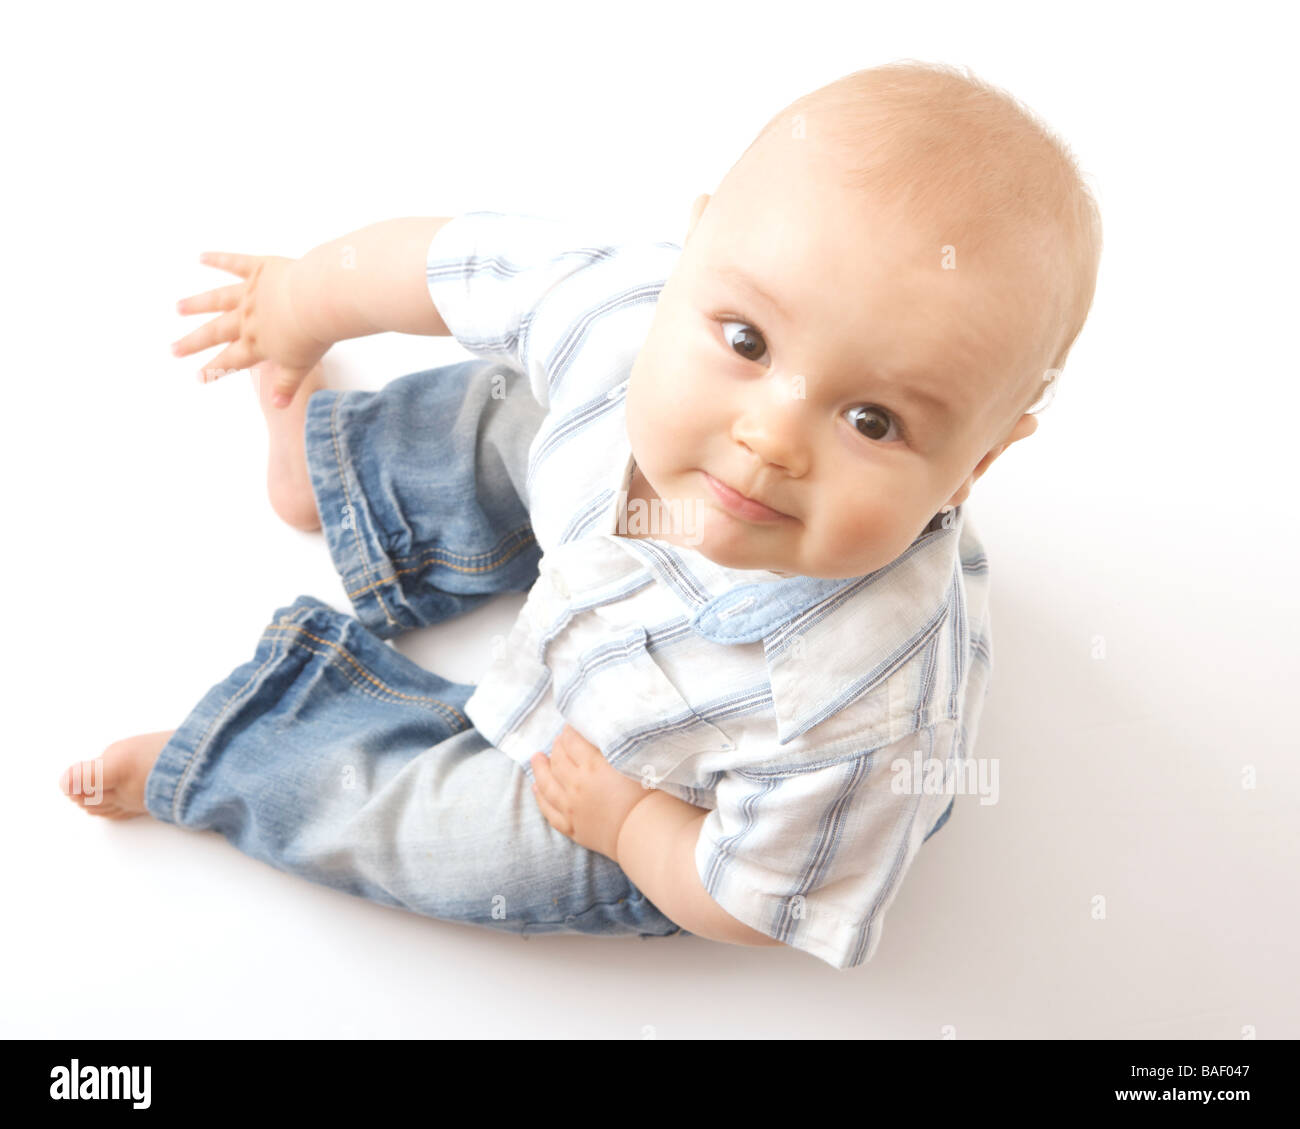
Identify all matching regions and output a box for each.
[143,606,300,826]
[143,595,475,827]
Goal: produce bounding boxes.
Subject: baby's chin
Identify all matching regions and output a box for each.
[694,543,783,573]
[694,527,881,579]
[686,512,797,573]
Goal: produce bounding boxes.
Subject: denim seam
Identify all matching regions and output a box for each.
[168,628,294,825]
[264,623,469,729]
[280,638,469,728]
[342,525,538,603]
[383,524,538,569]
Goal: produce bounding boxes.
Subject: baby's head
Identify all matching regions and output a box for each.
[625,61,1102,579]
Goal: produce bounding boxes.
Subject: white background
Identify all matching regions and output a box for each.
[4,0,1296,1038]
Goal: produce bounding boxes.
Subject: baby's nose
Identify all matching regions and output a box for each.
[732,383,810,473]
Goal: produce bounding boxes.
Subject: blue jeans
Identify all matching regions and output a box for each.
[144,359,688,943]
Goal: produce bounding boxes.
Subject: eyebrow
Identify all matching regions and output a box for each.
[883,378,956,426]
[712,263,958,429]
[713,264,791,324]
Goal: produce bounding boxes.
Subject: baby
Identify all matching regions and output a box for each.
[59,61,1101,969]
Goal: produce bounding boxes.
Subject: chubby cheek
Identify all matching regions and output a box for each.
[627,356,710,482]
[803,492,915,577]
[624,371,659,467]
[626,383,677,483]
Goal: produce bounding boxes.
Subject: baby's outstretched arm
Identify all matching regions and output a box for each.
[174,218,454,407]
[287,217,454,346]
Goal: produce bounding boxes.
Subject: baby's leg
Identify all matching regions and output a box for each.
[65,595,686,942]
[303,359,546,638]
[60,359,536,817]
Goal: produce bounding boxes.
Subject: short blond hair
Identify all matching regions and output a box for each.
[745,61,1102,417]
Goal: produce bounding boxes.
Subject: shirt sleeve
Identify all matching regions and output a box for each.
[694,720,961,970]
[425,210,624,411]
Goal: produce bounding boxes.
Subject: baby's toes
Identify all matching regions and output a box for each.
[58,755,126,816]
[58,760,104,806]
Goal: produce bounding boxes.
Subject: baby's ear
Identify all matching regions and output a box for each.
[1003,411,1039,448]
[990,412,1038,463]
[951,413,1040,505]
[981,412,1040,471]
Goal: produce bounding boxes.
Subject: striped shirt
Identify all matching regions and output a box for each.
[425,211,994,969]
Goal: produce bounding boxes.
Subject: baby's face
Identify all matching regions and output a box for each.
[625,129,1044,579]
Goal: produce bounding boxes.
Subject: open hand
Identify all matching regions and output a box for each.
[172,252,329,407]
[530,724,656,861]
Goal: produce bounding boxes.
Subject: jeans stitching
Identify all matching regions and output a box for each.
[264,623,469,728]
[343,526,538,602]
[283,638,471,730]
[384,524,537,568]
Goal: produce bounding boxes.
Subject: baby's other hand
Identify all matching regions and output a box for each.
[530,725,656,862]
[172,253,328,407]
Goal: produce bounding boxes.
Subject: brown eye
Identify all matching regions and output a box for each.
[845,404,896,441]
[721,321,769,364]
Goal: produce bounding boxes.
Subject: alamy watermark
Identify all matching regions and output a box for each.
[613,488,703,545]
[890,748,999,805]
[50,1060,150,1109]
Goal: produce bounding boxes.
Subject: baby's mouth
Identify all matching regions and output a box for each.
[701,471,792,523]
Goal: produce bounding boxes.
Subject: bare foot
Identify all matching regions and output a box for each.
[57,730,175,821]
[255,360,326,532]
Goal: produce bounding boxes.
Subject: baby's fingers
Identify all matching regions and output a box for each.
[198,251,261,279]
[171,310,239,359]
[530,757,572,836]
[176,283,242,316]
[198,341,256,384]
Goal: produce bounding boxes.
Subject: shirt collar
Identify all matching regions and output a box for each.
[686,509,959,644]
[621,509,964,745]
